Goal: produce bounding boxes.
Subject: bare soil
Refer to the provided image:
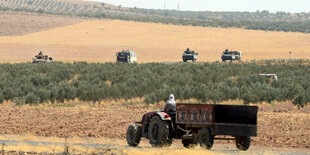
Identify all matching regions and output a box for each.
[0,102,309,150]
[0,11,85,36]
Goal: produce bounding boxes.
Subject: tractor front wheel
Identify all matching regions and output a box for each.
[126,123,142,147]
[148,115,172,147]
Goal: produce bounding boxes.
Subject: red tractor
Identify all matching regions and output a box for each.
[126,103,258,150]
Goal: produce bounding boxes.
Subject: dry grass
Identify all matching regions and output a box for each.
[0,20,309,63]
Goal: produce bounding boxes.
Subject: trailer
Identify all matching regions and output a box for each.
[127,103,258,151]
[176,104,257,150]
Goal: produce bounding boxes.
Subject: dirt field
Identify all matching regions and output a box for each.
[0,11,85,36]
[0,19,310,63]
[0,102,309,150]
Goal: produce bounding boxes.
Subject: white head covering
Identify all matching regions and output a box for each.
[167,94,176,104]
[164,94,176,112]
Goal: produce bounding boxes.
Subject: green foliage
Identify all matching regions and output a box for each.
[25,93,40,105]
[0,61,309,107]
[0,93,4,104]
[293,87,307,108]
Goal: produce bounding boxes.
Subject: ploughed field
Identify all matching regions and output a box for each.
[0,11,310,62]
[0,102,309,149]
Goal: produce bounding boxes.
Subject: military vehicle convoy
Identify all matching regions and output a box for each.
[32,51,53,63]
[116,49,137,63]
[221,49,242,61]
[182,48,198,62]
[114,48,244,63]
[127,103,258,151]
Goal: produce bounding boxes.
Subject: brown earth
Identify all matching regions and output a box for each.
[0,102,309,150]
[0,11,85,36]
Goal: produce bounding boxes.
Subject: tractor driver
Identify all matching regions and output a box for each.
[164,94,176,113]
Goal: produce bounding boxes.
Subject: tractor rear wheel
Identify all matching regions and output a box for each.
[126,123,142,147]
[198,127,214,150]
[148,115,172,147]
[236,136,251,151]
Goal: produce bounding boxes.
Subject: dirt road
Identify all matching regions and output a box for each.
[0,135,309,154]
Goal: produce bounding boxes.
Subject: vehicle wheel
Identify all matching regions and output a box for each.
[182,138,197,148]
[148,115,172,147]
[126,123,142,147]
[198,127,214,150]
[192,59,196,62]
[183,60,187,62]
[236,136,251,151]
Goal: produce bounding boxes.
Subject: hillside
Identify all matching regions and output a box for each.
[0,0,310,33]
[0,20,309,63]
[0,10,85,36]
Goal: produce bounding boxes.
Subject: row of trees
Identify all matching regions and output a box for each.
[0,61,309,107]
[131,9,310,22]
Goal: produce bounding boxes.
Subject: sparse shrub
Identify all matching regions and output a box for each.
[14,96,26,105]
[0,93,4,104]
[293,88,307,108]
[25,93,40,105]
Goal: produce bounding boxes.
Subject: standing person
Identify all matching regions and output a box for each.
[164,94,176,113]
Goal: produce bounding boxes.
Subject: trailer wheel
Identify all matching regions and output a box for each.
[198,127,214,150]
[236,136,251,151]
[126,123,142,147]
[183,59,187,62]
[148,115,172,147]
[182,138,197,148]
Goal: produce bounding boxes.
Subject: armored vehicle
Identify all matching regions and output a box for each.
[32,51,53,63]
[127,103,257,151]
[116,49,137,63]
[221,49,242,61]
[182,48,198,62]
